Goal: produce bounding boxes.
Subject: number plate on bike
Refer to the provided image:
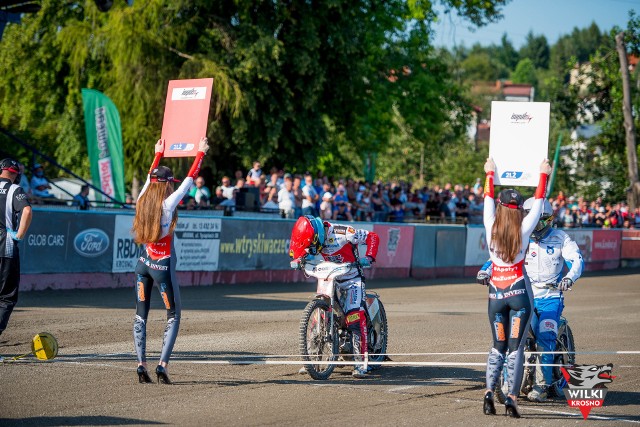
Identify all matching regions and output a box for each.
[316,279,333,296]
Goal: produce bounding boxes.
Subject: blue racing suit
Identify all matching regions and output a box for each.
[480,227,583,387]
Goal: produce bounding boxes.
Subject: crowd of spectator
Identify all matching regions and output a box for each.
[14,159,640,229]
[178,162,640,229]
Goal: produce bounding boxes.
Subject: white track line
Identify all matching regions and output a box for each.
[524,407,640,424]
[49,350,640,359]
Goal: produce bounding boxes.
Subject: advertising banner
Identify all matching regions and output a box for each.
[591,229,622,261]
[373,224,414,269]
[411,226,437,268]
[161,78,213,158]
[465,226,490,266]
[112,215,221,272]
[174,217,221,271]
[564,229,593,262]
[22,211,115,274]
[218,219,293,270]
[435,227,466,267]
[489,101,550,187]
[112,215,143,273]
[81,89,126,203]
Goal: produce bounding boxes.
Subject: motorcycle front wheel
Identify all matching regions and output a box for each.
[367,299,388,369]
[299,299,338,380]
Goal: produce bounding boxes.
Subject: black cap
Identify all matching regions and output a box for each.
[150,166,180,183]
[0,158,19,174]
[498,188,524,209]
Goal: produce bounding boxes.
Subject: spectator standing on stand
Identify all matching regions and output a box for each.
[301,172,319,216]
[246,161,262,186]
[277,176,296,218]
[220,176,237,206]
[320,192,333,220]
[188,176,211,207]
[72,185,91,210]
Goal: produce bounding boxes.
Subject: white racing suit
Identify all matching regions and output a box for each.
[481,227,583,388]
[318,222,379,366]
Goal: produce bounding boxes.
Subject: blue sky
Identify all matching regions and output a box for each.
[432,0,637,49]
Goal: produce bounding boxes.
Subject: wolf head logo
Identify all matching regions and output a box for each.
[561,364,615,389]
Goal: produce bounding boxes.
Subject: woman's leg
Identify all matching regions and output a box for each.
[486,300,510,392]
[505,291,533,398]
[151,257,181,366]
[133,266,153,366]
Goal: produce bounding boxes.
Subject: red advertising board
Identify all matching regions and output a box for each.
[161,78,213,157]
[621,230,640,259]
[372,224,414,268]
[591,229,622,261]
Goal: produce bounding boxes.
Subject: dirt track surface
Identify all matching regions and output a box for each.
[1,269,639,426]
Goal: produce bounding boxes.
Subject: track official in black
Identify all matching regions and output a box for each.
[0,158,33,338]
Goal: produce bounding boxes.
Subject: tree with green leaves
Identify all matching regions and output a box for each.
[519,31,550,70]
[0,0,511,190]
[511,58,537,86]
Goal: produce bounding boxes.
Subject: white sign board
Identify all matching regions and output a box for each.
[489,101,550,187]
[112,215,221,272]
[174,217,221,271]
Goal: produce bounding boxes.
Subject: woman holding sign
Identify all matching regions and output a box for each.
[131,137,209,384]
[480,157,551,417]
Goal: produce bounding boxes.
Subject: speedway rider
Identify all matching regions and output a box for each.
[289,216,379,378]
[477,197,583,401]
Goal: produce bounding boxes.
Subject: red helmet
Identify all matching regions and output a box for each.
[289,216,325,259]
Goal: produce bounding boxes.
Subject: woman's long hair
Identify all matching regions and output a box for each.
[132,182,177,244]
[491,204,524,264]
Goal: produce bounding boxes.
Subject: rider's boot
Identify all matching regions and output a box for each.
[298,366,307,375]
[352,365,368,378]
[527,384,548,402]
[549,380,565,399]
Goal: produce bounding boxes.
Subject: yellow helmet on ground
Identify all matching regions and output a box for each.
[31,332,58,360]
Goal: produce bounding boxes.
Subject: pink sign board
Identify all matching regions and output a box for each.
[372,224,414,268]
[161,78,213,157]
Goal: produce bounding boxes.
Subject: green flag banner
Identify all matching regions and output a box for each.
[82,89,125,203]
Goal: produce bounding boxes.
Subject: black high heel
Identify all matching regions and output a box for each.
[156,365,171,384]
[504,396,521,418]
[483,391,496,415]
[137,366,153,384]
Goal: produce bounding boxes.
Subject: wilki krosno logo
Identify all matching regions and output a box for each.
[510,112,533,123]
[560,363,615,420]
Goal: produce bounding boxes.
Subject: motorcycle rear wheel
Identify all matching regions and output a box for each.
[299,299,338,380]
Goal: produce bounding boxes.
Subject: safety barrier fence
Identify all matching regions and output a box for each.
[19,208,637,291]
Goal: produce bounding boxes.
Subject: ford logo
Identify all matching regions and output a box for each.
[74,228,110,257]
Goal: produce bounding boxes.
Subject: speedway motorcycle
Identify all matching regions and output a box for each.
[296,258,388,380]
[495,283,576,402]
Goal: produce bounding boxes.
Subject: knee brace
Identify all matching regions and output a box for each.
[346,309,367,356]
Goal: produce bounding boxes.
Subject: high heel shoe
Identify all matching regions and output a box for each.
[504,396,521,418]
[137,366,153,384]
[483,391,496,415]
[156,365,171,384]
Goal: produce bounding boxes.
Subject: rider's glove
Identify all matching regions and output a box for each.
[558,277,573,291]
[359,257,372,268]
[476,270,490,286]
[290,259,302,270]
[6,228,21,242]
